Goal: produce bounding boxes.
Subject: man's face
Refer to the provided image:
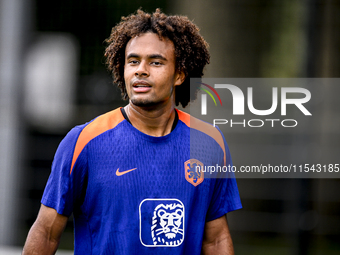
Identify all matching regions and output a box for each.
[124,32,183,107]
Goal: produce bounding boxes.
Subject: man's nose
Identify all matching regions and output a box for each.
[135,61,149,77]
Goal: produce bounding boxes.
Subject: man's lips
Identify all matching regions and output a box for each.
[132,80,152,92]
[132,80,151,87]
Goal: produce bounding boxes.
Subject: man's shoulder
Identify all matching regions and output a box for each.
[73,107,126,143]
[176,109,228,165]
[80,107,125,134]
[65,108,126,174]
[177,109,224,141]
[65,108,125,142]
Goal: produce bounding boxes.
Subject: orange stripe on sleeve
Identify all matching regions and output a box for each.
[177,109,227,165]
[70,108,125,174]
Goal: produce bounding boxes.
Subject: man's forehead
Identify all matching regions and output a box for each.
[125,32,174,55]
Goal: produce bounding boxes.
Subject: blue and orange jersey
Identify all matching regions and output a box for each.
[42,108,242,255]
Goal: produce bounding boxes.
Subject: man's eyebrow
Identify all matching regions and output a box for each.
[126,53,140,59]
[126,53,167,61]
[148,54,167,61]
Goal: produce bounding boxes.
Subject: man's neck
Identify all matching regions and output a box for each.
[124,103,177,137]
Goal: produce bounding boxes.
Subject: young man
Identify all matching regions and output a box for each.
[23,9,242,255]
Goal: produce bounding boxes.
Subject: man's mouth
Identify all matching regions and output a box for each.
[132,81,151,87]
[132,81,152,92]
[133,84,150,87]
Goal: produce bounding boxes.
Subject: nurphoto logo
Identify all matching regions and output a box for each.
[197,81,312,128]
[198,82,223,115]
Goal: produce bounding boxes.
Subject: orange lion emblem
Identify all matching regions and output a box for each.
[184,159,204,186]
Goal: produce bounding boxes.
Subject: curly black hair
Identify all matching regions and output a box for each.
[104,8,210,108]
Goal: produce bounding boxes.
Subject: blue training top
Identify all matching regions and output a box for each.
[42,108,242,254]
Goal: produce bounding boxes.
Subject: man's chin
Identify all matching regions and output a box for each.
[130,99,158,108]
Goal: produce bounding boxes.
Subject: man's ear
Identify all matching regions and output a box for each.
[174,71,186,86]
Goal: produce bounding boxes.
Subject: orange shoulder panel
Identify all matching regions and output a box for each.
[177,109,227,165]
[70,108,125,174]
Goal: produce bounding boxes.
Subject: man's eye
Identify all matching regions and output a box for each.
[152,61,162,66]
[129,60,139,64]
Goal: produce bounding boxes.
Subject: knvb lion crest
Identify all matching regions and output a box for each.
[184,159,204,186]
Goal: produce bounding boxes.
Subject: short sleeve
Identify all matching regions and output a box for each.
[206,128,242,221]
[41,126,88,216]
